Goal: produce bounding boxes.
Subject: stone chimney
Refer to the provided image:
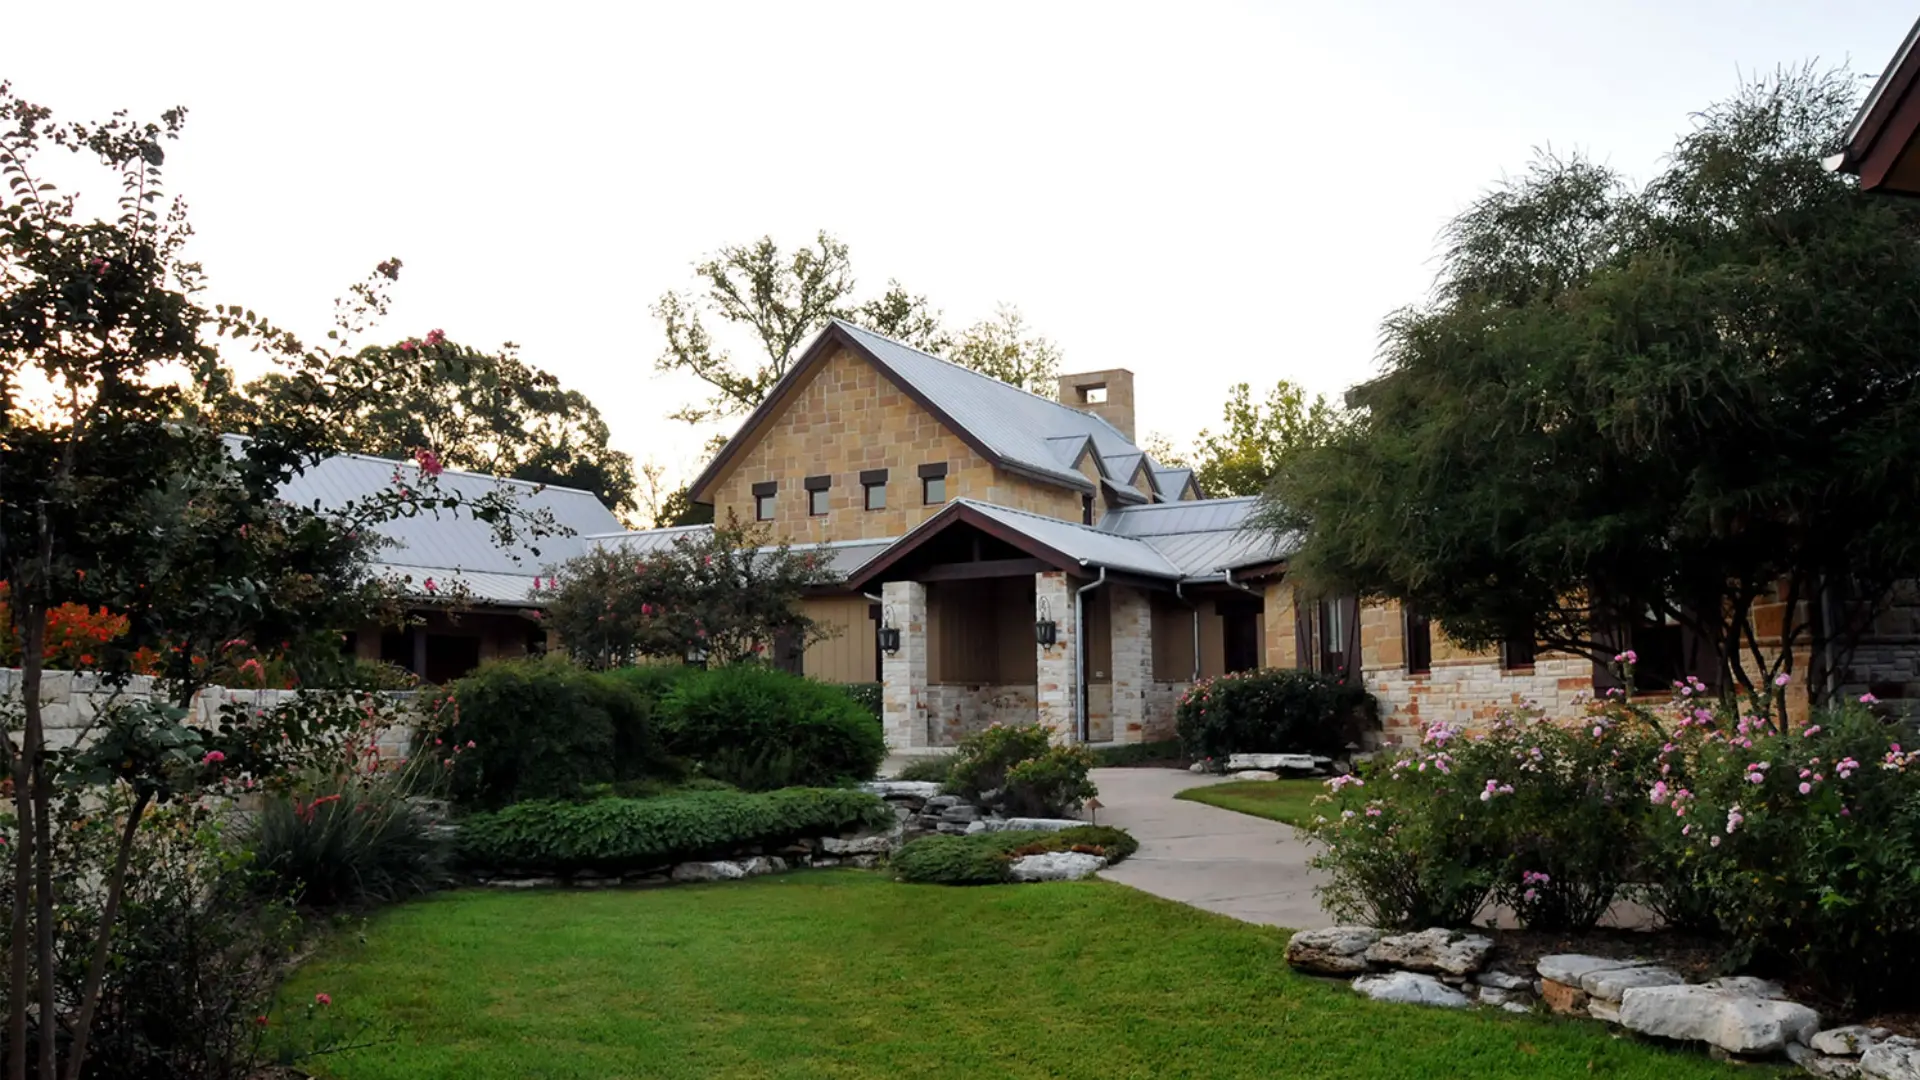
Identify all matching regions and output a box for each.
[1056,369,1136,442]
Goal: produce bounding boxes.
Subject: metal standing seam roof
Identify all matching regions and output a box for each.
[235,437,624,605]
[933,500,1185,577]
[828,321,1181,495]
[585,530,898,586]
[1096,496,1300,578]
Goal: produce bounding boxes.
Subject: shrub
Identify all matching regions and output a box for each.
[656,666,886,790]
[892,826,1137,885]
[946,723,1098,817]
[893,755,956,784]
[1304,710,1664,931]
[456,788,890,876]
[841,681,882,721]
[1174,669,1375,761]
[1641,701,1920,1010]
[435,656,665,808]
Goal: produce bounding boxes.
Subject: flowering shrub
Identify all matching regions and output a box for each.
[946,723,1098,818]
[1174,668,1375,761]
[1641,699,1920,1009]
[1306,707,1663,931]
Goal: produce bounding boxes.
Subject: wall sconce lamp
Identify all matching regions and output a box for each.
[1035,596,1058,647]
[877,604,902,655]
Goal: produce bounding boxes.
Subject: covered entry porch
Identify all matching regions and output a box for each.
[847,500,1286,750]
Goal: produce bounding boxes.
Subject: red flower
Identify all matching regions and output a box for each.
[425,328,446,346]
[413,448,445,478]
[314,992,332,1007]
[423,577,438,593]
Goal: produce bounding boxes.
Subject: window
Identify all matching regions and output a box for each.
[752,480,777,521]
[1319,596,1357,676]
[1405,607,1432,674]
[803,475,830,517]
[861,468,888,511]
[1081,494,1094,525]
[918,462,948,505]
[1501,636,1537,670]
[1083,385,1108,404]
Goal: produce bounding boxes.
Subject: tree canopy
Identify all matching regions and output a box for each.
[1259,67,1920,710]
[218,336,637,515]
[1156,380,1339,498]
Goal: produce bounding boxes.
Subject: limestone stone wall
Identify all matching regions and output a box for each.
[1145,682,1186,742]
[3,669,416,755]
[926,684,1037,745]
[1367,657,1594,747]
[701,345,1084,543]
[1035,572,1078,741]
[881,581,930,749]
[1108,585,1153,743]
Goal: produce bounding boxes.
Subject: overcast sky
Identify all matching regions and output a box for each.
[6,1,1911,494]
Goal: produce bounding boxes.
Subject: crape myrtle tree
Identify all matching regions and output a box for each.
[0,84,552,1079]
[539,517,835,669]
[1259,67,1920,720]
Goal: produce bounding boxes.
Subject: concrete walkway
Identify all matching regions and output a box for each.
[1088,767,1333,931]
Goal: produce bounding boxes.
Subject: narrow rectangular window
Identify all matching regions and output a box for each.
[803,474,831,516]
[918,462,949,505]
[1501,636,1537,670]
[860,468,888,511]
[1405,607,1432,675]
[752,480,777,522]
[1081,494,1094,525]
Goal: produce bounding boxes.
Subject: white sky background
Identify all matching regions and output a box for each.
[5,1,1911,493]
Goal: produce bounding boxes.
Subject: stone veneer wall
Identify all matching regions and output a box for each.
[881,580,931,748]
[702,346,1086,543]
[1367,657,1593,747]
[926,684,1037,746]
[1145,682,1187,742]
[3,669,417,755]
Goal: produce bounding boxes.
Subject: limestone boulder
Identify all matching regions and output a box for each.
[1537,954,1644,986]
[1227,752,1320,772]
[1618,984,1820,1056]
[1790,1042,1865,1079]
[1815,1027,1894,1057]
[1702,975,1788,999]
[1285,927,1383,975]
[973,817,1086,833]
[1862,1037,1920,1080]
[1582,965,1684,1002]
[1008,851,1106,882]
[1474,971,1533,992]
[1365,928,1494,976]
[1231,770,1281,782]
[862,781,943,801]
[1352,971,1472,1008]
[821,833,895,856]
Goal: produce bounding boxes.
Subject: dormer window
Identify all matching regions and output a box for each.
[752,480,777,521]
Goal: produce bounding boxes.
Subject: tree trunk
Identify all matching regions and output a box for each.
[61,790,151,1080]
[20,608,55,1080]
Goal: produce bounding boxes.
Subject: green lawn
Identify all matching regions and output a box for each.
[1175,778,1329,825]
[283,872,1744,1080]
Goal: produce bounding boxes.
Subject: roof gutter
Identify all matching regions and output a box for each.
[1074,565,1109,743]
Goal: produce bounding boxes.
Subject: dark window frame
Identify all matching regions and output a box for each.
[1405,607,1433,675]
[918,462,949,505]
[861,468,888,511]
[752,480,777,522]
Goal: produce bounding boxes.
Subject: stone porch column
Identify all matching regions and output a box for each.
[881,581,929,749]
[1109,585,1153,744]
[1035,571,1080,743]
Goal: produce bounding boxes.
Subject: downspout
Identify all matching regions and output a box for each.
[1176,581,1199,683]
[1074,566,1109,743]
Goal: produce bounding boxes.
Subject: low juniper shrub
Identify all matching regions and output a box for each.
[456,788,891,876]
[892,826,1137,886]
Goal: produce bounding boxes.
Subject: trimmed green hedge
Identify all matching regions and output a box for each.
[1174,668,1376,760]
[892,826,1138,886]
[458,788,892,876]
[659,667,886,790]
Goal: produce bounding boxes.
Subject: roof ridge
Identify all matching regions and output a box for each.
[831,319,1147,453]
